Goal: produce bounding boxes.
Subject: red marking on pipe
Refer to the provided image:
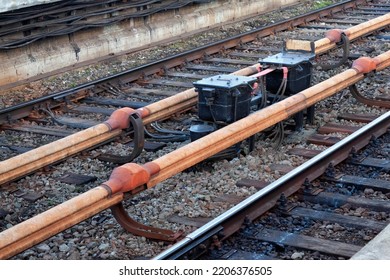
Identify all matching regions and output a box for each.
[352,57,377,74]
[251,82,259,95]
[325,29,344,43]
[282,67,288,79]
[103,163,151,194]
[136,107,151,118]
[251,68,275,78]
[104,107,137,130]
[143,162,161,177]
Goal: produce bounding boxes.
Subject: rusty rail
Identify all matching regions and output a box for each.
[0,0,369,92]
[315,12,390,54]
[2,12,390,186]
[0,66,258,186]
[1,49,389,259]
[154,110,390,260]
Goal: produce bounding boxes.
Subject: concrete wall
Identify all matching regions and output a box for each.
[0,0,299,89]
[0,0,62,13]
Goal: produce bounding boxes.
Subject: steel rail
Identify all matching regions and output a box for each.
[1,9,389,186]
[144,51,390,188]
[315,12,390,54]
[0,65,257,186]
[0,0,368,92]
[153,110,390,260]
[0,49,389,259]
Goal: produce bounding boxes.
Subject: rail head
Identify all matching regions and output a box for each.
[153,111,390,260]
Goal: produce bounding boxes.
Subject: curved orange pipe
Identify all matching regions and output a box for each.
[315,13,390,54]
[0,50,389,259]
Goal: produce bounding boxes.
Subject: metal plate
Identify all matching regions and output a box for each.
[193,74,257,89]
[260,51,315,67]
[58,173,97,185]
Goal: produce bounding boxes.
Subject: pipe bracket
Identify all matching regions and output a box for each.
[104,107,137,130]
[352,57,377,74]
[110,202,182,242]
[349,83,390,108]
[103,163,151,194]
[325,29,344,43]
[98,112,145,164]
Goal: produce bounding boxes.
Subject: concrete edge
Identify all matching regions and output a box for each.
[0,0,299,89]
[351,223,390,260]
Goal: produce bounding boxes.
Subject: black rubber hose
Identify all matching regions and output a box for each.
[317,32,350,71]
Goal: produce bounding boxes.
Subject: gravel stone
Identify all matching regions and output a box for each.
[1,0,389,260]
[291,252,305,259]
[59,244,70,253]
[36,244,51,253]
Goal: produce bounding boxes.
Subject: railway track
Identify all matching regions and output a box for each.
[0,0,213,50]
[154,112,390,260]
[0,0,389,259]
[1,0,389,178]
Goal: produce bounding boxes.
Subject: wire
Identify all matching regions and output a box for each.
[0,0,212,49]
[144,123,189,142]
[316,32,350,70]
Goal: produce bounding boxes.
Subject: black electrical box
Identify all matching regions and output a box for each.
[189,123,215,142]
[193,74,257,123]
[261,51,314,95]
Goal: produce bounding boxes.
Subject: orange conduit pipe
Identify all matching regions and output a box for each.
[0,194,122,260]
[0,65,260,187]
[0,130,122,185]
[1,51,389,259]
[0,162,155,259]
[2,13,390,186]
[0,187,115,259]
[146,52,390,185]
[140,65,260,123]
[147,51,390,187]
[0,107,136,185]
[315,12,390,54]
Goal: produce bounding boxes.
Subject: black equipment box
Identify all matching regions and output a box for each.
[261,51,314,95]
[193,74,257,123]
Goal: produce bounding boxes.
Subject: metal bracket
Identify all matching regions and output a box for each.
[277,193,295,214]
[300,178,323,196]
[110,202,182,242]
[98,112,145,164]
[347,146,366,163]
[349,84,390,108]
[317,32,350,70]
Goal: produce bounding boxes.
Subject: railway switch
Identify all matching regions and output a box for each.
[259,40,316,129]
[190,74,257,158]
[194,74,257,124]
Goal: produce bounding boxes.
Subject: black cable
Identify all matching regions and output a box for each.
[0,0,211,49]
[317,32,350,71]
[144,125,189,142]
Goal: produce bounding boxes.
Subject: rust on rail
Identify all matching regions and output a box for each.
[1,49,389,259]
[1,11,390,258]
[2,12,390,187]
[0,107,137,186]
[314,12,390,54]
